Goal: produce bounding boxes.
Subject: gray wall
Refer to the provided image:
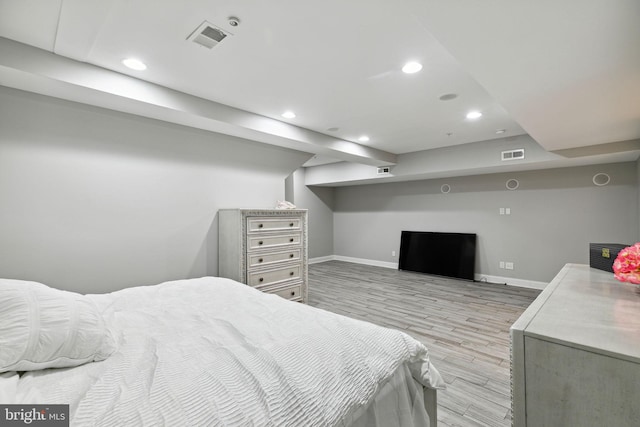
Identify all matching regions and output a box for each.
[333,163,638,283]
[288,168,335,259]
[0,87,310,293]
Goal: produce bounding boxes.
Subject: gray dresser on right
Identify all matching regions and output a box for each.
[510,263,640,427]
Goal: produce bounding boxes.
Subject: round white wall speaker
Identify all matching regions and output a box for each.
[592,173,610,186]
[506,179,520,190]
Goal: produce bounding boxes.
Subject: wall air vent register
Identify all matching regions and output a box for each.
[502,148,524,162]
[501,149,525,161]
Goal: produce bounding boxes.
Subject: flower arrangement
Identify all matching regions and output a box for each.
[613,243,640,284]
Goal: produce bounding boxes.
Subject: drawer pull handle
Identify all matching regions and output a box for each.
[258,224,263,228]
[290,291,296,296]
[259,277,264,282]
[258,258,263,263]
[290,272,294,276]
[289,238,294,242]
[289,254,294,258]
[289,223,294,227]
[258,241,263,245]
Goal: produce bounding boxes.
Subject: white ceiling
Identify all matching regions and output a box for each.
[1,0,639,171]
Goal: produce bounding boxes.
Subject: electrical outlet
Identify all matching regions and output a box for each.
[499,261,505,269]
[505,262,514,270]
[391,250,396,257]
[506,208,511,215]
[499,208,505,215]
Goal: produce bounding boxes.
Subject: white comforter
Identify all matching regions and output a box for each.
[2,277,443,426]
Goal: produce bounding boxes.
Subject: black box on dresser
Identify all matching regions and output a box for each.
[589,243,629,273]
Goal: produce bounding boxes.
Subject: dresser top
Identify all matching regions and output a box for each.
[515,263,640,363]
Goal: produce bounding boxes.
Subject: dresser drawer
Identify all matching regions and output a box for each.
[247,233,301,251]
[259,283,303,301]
[248,249,301,268]
[248,264,302,287]
[247,217,301,233]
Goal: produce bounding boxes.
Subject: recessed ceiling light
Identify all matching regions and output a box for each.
[122,58,147,71]
[466,111,482,119]
[439,93,458,101]
[281,111,296,119]
[496,129,506,134]
[402,61,423,74]
[358,135,370,142]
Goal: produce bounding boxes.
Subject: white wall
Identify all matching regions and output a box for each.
[287,168,334,259]
[332,163,638,284]
[0,87,310,293]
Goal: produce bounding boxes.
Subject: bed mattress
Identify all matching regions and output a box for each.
[1,277,443,426]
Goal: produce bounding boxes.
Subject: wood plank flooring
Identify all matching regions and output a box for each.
[307,261,541,427]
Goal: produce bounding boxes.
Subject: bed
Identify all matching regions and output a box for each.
[0,276,444,426]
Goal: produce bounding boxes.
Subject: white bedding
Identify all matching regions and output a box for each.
[1,277,443,426]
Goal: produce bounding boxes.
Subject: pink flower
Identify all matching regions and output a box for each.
[613,243,640,284]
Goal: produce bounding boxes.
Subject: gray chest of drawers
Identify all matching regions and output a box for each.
[510,264,640,426]
[218,209,308,303]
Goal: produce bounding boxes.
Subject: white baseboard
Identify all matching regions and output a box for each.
[309,255,398,269]
[309,255,548,290]
[333,255,399,269]
[475,274,548,290]
[308,255,334,265]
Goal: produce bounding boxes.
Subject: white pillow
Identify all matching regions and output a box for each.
[0,278,116,372]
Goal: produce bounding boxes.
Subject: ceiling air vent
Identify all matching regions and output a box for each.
[377,166,392,175]
[501,148,525,161]
[187,21,231,49]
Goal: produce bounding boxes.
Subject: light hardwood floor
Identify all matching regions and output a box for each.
[307,261,541,427]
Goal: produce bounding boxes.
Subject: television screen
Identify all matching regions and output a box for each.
[398,231,476,281]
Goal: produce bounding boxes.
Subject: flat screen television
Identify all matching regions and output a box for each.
[398,231,477,281]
